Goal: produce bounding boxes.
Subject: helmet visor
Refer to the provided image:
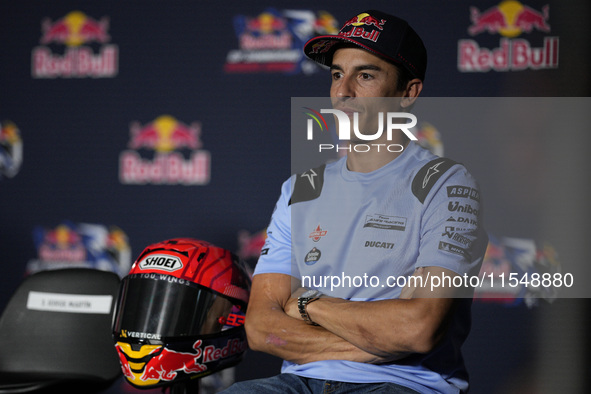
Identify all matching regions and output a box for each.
[113,274,235,339]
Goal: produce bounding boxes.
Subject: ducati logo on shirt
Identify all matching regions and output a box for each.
[309,225,327,242]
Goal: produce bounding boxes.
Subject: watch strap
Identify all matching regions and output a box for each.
[298,291,320,325]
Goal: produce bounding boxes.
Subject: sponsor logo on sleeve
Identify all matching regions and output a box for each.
[448,201,479,216]
[447,185,480,202]
[438,241,470,259]
[442,226,473,248]
[447,216,478,226]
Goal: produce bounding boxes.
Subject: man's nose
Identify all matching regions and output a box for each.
[334,76,356,98]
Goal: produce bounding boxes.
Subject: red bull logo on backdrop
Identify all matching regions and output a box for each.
[458,1,558,72]
[31,11,118,78]
[27,222,132,277]
[119,115,211,185]
[225,8,339,75]
[0,121,23,179]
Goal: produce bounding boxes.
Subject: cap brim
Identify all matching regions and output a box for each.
[304,34,400,68]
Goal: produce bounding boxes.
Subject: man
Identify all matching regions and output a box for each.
[224,10,487,394]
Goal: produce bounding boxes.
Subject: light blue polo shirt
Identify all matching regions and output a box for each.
[255,142,488,393]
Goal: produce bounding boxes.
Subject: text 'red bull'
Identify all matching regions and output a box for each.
[339,13,386,43]
[458,37,558,72]
[119,151,210,185]
[32,12,118,78]
[460,3,557,73]
[32,46,118,78]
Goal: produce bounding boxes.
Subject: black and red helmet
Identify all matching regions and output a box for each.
[112,238,251,389]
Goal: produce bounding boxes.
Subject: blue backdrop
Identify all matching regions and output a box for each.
[1,1,589,393]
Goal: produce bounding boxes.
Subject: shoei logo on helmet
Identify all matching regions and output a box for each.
[139,254,183,272]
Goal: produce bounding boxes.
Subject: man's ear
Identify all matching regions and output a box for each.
[400,78,423,108]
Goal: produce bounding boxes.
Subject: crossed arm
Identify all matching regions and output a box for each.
[244,266,458,365]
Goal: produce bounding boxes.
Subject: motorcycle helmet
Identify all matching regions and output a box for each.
[112,238,251,389]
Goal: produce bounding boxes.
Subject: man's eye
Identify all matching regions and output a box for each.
[331,72,342,80]
[360,73,373,80]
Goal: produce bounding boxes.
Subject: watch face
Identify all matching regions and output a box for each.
[301,289,319,298]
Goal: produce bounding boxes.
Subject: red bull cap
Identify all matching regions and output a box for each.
[304,9,427,81]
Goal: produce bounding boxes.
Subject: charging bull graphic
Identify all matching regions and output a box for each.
[115,340,207,387]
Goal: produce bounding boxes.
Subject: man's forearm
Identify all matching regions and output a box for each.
[245,273,401,364]
[246,307,393,364]
[288,267,457,357]
[304,296,445,356]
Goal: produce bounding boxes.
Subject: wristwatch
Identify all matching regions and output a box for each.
[298,289,321,325]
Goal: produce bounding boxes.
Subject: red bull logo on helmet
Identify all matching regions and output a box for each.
[119,115,211,186]
[115,340,207,387]
[458,1,558,72]
[115,337,248,387]
[31,11,118,78]
[202,339,248,363]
